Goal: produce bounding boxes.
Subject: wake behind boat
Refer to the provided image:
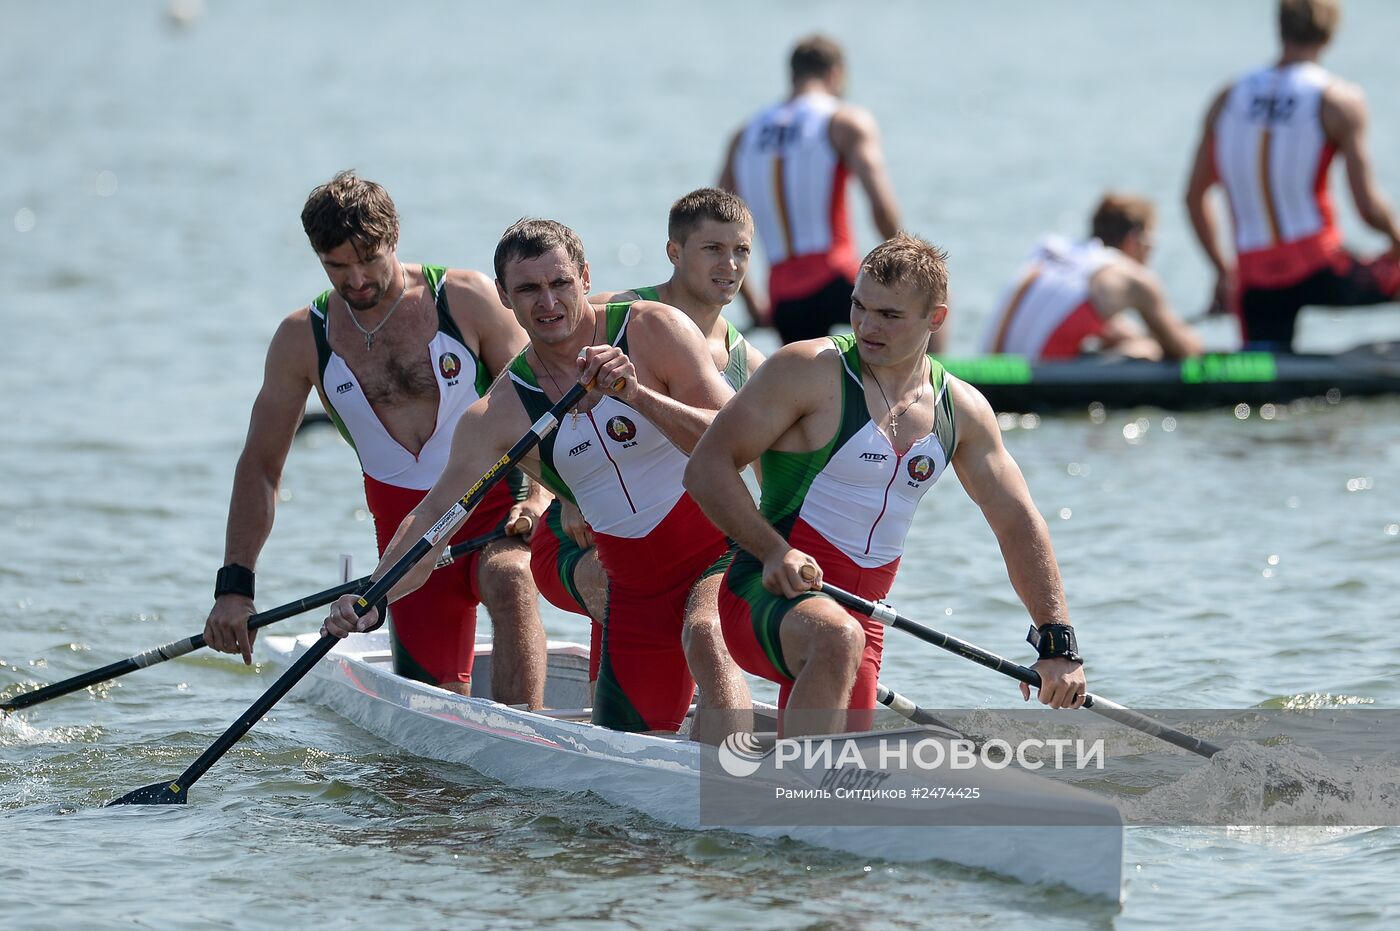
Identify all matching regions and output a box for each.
[938,340,1400,413]
[261,632,1124,901]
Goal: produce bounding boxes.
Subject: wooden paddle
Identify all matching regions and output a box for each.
[1,529,506,716]
[108,379,598,806]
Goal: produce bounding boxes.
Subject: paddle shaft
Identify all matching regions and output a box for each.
[817,581,1223,759]
[117,381,591,803]
[874,684,958,732]
[2,531,506,714]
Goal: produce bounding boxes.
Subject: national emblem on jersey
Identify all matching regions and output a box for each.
[439,352,462,382]
[606,416,638,445]
[907,455,934,484]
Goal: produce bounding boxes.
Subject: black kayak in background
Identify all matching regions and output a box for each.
[937,341,1400,414]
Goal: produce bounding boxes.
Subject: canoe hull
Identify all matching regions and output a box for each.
[264,632,1123,901]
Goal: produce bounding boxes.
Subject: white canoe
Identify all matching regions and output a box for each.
[262,632,1123,901]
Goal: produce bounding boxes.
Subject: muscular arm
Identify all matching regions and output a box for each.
[205,312,317,662]
[1184,89,1236,312]
[1090,263,1203,359]
[832,106,901,239]
[578,302,733,454]
[1325,82,1400,246]
[948,379,1085,707]
[685,345,832,597]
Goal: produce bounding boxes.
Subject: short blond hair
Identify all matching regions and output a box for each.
[1279,0,1339,45]
[859,233,949,311]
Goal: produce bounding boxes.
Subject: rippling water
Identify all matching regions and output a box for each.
[5,0,1399,927]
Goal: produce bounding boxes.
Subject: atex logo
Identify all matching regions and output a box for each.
[335,381,354,394]
[859,452,889,462]
[568,440,592,457]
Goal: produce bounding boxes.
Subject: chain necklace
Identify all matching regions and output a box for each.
[866,357,927,442]
[534,308,601,427]
[344,263,408,351]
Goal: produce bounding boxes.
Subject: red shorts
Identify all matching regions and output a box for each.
[364,473,515,686]
[591,493,728,732]
[720,517,897,715]
[528,499,603,680]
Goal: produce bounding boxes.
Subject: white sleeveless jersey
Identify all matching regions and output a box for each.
[1214,62,1335,253]
[310,266,490,491]
[525,394,688,540]
[758,335,957,569]
[800,422,950,569]
[506,302,689,540]
[732,92,845,265]
[980,236,1112,358]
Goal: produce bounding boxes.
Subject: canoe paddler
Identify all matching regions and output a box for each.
[535,188,766,705]
[203,171,548,706]
[324,219,749,741]
[685,233,1088,737]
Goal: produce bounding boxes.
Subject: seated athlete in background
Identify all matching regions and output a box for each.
[980,193,1202,362]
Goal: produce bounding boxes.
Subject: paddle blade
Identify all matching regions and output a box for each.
[106,780,188,806]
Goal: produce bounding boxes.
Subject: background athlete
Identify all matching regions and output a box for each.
[1185,0,1400,349]
[686,234,1086,737]
[981,193,1202,361]
[720,35,947,352]
[204,171,548,707]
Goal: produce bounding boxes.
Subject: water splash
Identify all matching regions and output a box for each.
[1124,741,1400,826]
[1258,693,1377,710]
[0,713,101,748]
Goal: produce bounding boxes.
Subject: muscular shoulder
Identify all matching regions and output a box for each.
[755,337,842,387]
[946,375,1000,451]
[268,304,319,371]
[830,103,878,149]
[1322,78,1367,137]
[1202,84,1232,131]
[442,267,507,319]
[624,299,705,344]
[1091,256,1161,314]
[590,288,638,305]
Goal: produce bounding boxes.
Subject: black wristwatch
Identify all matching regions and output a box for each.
[1026,623,1082,664]
[214,564,255,600]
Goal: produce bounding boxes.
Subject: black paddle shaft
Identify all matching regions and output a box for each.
[2,531,504,715]
[817,582,1223,759]
[108,381,589,806]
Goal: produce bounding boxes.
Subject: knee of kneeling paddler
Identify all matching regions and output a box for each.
[476,542,537,608]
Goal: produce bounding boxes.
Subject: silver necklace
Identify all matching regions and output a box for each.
[867,357,927,441]
[535,310,601,427]
[344,263,408,351]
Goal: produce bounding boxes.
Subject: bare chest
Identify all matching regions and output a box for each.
[330,306,443,409]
